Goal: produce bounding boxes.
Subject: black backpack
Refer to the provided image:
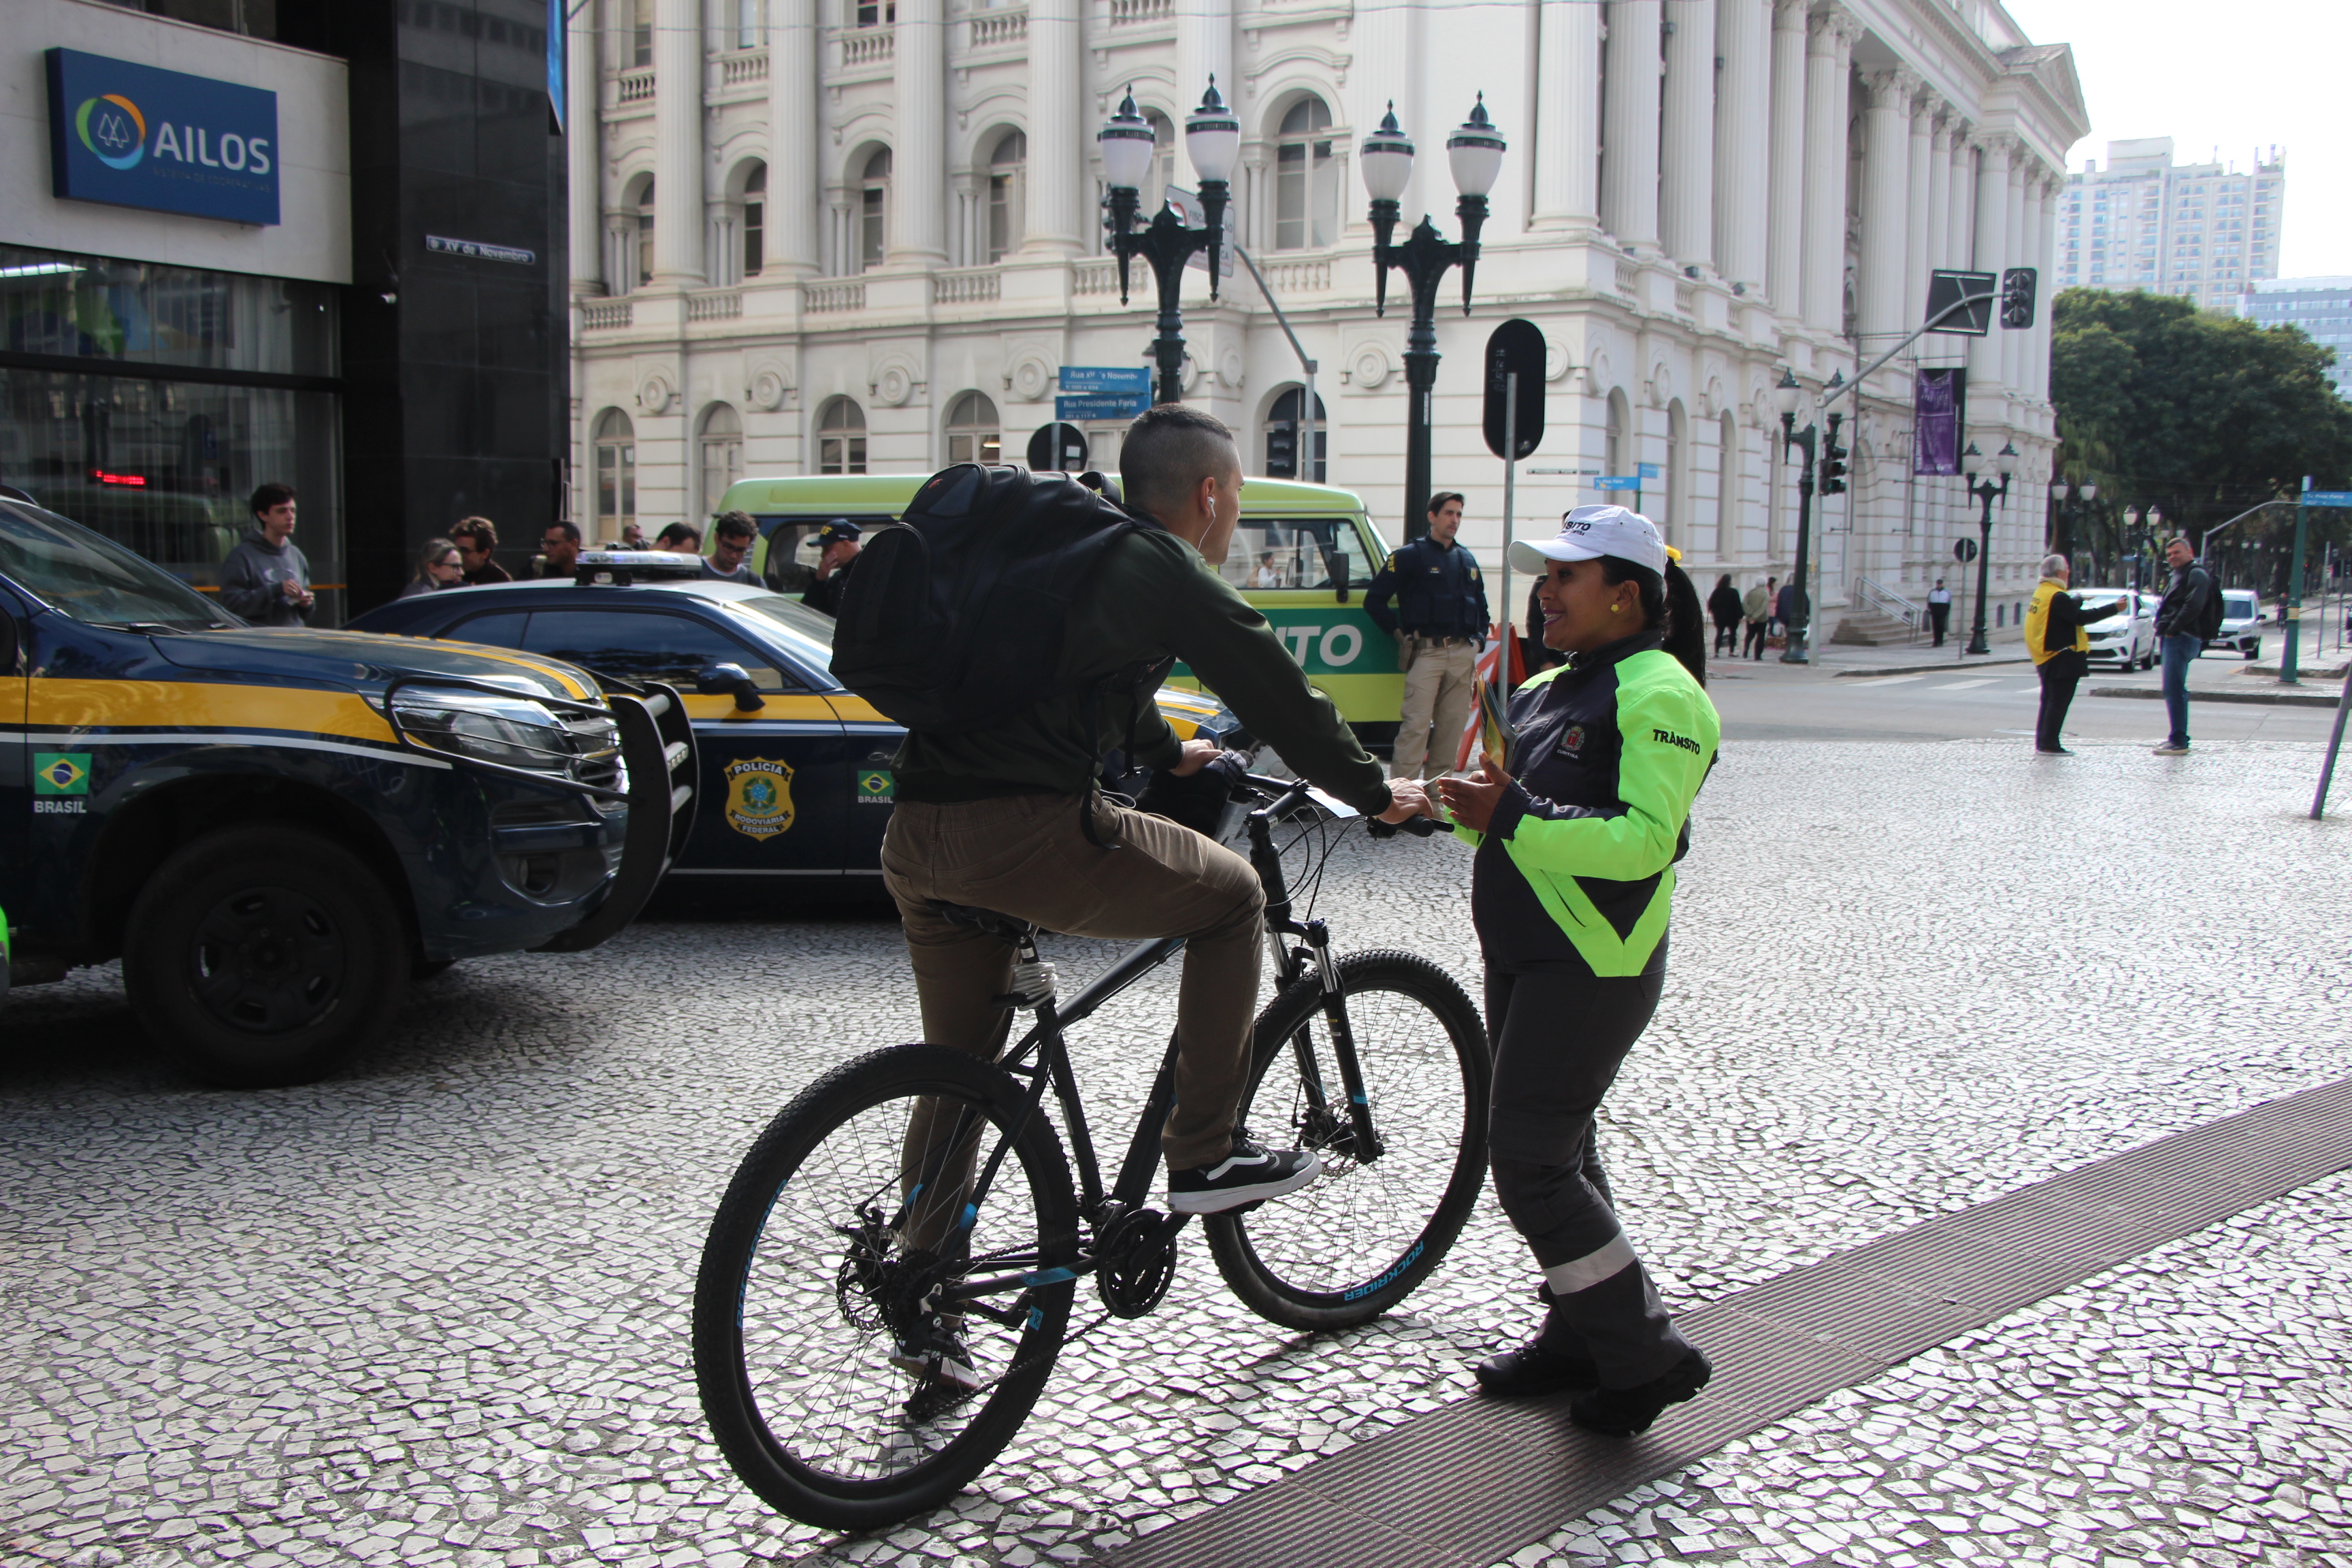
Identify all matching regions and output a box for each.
[2191,570,2225,641]
[830,464,1160,734]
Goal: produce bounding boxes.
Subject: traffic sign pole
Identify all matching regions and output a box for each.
[1498,372,1516,708]
[2285,493,2311,684]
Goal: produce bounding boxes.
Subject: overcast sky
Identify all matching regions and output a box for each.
[2006,0,2352,278]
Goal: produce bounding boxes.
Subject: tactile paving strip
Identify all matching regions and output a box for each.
[1106,1076,2352,1568]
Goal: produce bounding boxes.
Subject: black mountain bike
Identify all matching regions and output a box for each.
[692,774,1491,1530]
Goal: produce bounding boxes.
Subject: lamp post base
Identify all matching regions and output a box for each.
[1780,629,1811,665]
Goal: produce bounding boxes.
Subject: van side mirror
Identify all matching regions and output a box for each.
[696,662,766,718]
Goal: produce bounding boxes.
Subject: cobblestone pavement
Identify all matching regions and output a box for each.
[4,738,2348,1568]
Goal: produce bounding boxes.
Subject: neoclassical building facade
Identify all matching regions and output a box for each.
[566,0,2085,633]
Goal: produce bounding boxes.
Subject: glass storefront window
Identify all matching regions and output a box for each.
[0,244,344,620]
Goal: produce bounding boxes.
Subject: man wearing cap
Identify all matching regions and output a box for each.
[801,520,862,617]
[1366,491,1491,780]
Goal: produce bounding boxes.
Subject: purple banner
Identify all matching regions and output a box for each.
[1913,368,1965,475]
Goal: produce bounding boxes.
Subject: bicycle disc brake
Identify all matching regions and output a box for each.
[1095,1206,1185,1319]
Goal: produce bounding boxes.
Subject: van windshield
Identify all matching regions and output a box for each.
[2222,592,2257,617]
[1224,517,1376,591]
[0,500,239,631]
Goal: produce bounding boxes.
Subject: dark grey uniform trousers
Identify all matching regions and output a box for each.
[1486,964,1695,1389]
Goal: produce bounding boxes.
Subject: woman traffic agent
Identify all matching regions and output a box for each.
[1434,504,1720,1437]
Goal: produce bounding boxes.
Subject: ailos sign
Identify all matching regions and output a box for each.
[46,48,281,227]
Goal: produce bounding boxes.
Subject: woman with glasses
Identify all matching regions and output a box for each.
[398,538,465,598]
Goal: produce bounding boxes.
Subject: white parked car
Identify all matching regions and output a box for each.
[2208,589,2262,660]
[2074,587,2155,670]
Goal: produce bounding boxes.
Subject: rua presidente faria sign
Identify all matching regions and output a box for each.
[45,48,280,227]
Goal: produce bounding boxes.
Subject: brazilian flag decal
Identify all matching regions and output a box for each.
[856,769,894,804]
[34,753,92,796]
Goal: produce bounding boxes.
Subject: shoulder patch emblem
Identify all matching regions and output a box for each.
[1561,724,1586,755]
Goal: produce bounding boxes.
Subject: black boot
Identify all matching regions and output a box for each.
[1473,1339,1600,1397]
[1567,1348,1712,1435]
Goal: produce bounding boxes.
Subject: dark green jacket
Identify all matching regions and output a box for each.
[894,527,1392,815]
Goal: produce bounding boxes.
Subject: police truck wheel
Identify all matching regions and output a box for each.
[124,827,410,1088]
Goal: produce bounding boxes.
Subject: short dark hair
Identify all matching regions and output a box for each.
[655,522,704,548]
[451,517,497,549]
[1120,404,1238,517]
[1427,491,1465,517]
[2166,536,2195,553]
[712,510,757,544]
[250,481,296,518]
[543,521,581,544]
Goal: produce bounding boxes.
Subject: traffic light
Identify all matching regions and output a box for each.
[1265,421,1297,478]
[1818,436,1848,495]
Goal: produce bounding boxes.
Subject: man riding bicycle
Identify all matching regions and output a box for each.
[879,405,1432,1249]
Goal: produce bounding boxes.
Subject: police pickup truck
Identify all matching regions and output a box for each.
[0,496,696,1086]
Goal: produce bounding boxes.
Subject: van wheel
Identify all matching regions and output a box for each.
[124,827,410,1088]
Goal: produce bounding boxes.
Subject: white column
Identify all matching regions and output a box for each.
[1799,6,1853,332]
[1024,0,1083,254]
[1945,121,1973,269]
[1601,0,1663,252]
[1532,0,1603,230]
[1924,108,1952,277]
[1713,0,1770,287]
[1904,94,1934,329]
[2002,152,2029,395]
[1661,0,1716,268]
[651,0,704,284]
[605,214,632,295]
[1765,0,1807,312]
[707,200,734,284]
[2032,174,2059,398]
[767,0,818,275]
[890,0,947,263]
[1968,134,2009,400]
[1855,67,1912,344]
[568,0,602,294]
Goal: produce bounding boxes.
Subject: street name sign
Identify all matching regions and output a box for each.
[2302,492,2352,508]
[1055,366,1152,423]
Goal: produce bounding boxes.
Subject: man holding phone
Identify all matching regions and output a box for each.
[217,483,314,627]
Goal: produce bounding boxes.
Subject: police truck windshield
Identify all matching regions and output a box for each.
[0,500,238,631]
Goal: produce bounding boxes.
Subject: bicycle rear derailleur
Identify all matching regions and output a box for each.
[1092,1203,1191,1318]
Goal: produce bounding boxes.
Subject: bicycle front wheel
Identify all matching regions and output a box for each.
[1205,949,1490,1331]
[693,1045,1079,1531]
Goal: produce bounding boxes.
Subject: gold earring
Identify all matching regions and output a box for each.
[1610,604,1620,612]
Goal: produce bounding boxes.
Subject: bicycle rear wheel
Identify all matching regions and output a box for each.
[693,1045,1078,1531]
[1205,950,1490,1331]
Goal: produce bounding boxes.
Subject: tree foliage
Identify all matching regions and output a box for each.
[2049,288,2352,581]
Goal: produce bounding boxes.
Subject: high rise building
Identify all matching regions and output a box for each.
[2057,138,2283,312]
[567,0,2090,629]
[2242,278,2352,396]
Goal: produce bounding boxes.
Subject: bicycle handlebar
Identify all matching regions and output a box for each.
[1233,769,1441,837]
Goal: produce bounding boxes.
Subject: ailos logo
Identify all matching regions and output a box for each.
[76,93,146,170]
[73,89,272,176]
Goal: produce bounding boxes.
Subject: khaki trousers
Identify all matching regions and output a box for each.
[880,793,1266,1175]
[1392,637,1480,780]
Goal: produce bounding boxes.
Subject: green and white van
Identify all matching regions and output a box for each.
[712,474,1405,746]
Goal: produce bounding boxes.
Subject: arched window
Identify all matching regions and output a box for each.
[987,131,1026,263]
[818,397,867,474]
[1274,97,1339,250]
[632,0,653,65]
[634,180,656,287]
[860,148,892,270]
[700,404,742,519]
[1263,387,1327,481]
[593,408,636,536]
[945,391,1001,464]
[1147,111,1176,206]
[1605,390,1629,480]
[742,164,766,278]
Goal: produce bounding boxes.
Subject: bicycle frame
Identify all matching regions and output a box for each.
[895,776,1391,1311]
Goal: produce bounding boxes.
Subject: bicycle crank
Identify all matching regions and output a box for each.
[1094,1207,1190,1318]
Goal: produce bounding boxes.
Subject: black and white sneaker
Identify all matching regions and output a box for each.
[1166,1137,1320,1214]
[889,1320,984,1393]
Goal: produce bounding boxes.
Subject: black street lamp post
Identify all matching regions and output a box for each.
[1360,97,1504,538]
[2055,478,2098,578]
[1099,83,1240,408]
[1771,368,1846,665]
[1961,439,2019,655]
[2123,503,2163,595]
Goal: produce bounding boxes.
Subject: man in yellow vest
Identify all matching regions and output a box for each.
[2026,553,2123,755]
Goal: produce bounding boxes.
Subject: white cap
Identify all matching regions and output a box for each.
[1509,504,1669,578]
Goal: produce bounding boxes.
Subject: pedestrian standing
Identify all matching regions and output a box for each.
[398,538,465,598]
[802,521,863,616]
[217,483,315,627]
[1365,491,1491,780]
[619,521,648,549]
[1742,578,1769,660]
[1707,573,1743,657]
[2024,555,2119,755]
[451,518,511,585]
[1434,504,1718,1437]
[1774,578,1806,642]
[1927,578,1953,647]
[2151,537,2220,755]
[536,521,582,578]
[702,512,760,583]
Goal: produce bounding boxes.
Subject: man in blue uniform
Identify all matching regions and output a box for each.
[1366,491,1490,779]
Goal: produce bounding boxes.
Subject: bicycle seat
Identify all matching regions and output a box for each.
[929,901,1041,945]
